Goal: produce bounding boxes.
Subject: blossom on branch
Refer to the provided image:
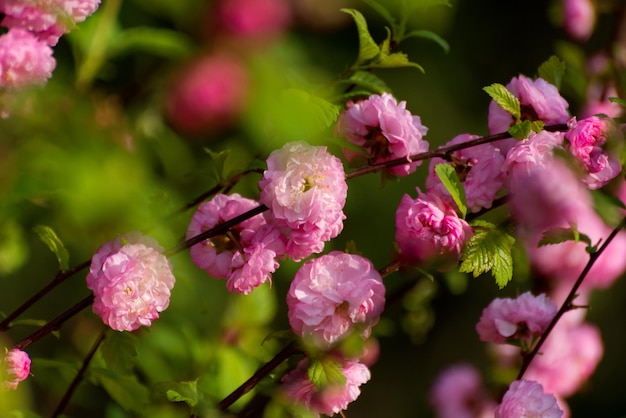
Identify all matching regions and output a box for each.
[2,349,30,390]
[336,92,429,176]
[0,28,55,89]
[286,251,385,349]
[259,141,347,260]
[394,188,473,268]
[476,292,557,346]
[86,233,175,332]
[495,380,563,418]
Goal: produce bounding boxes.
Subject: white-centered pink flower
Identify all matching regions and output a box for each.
[488,75,569,140]
[259,141,347,261]
[476,292,557,345]
[281,357,371,417]
[563,0,595,42]
[394,188,473,268]
[0,28,55,89]
[565,116,621,189]
[187,194,285,294]
[495,380,563,418]
[2,349,31,390]
[0,0,101,45]
[86,232,175,332]
[336,92,429,176]
[425,133,505,212]
[286,251,385,349]
[430,363,496,418]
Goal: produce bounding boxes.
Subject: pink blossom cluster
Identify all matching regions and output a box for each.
[0,0,100,89]
[187,193,285,294]
[86,233,176,332]
[395,188,473,268]
[286,251,385,349]
[476,292,558,346]
[2,349,30,390]
[212,0,292,42]
[259,141,348,261]
[336,92,429,176]
[495,380,563,418]
[425,133,505,212]
[429,363,496,418]
[281,356,371,417]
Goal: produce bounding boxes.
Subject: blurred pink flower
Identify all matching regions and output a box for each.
[430,363,496,418]
[395,188,473,268]
[286,251,385,348]
[495,380,563,418]
[214,0,291,41]
[187,194,284,294]
[0,28,55,89]
[488,75,569,140]
[565,116,621,189]
[425,133,505,212]
[165,53,249,136]
[502,130,563,178]
[0,0,101,45]
[259,141,347,261]
[563,0,595,42]
[336,92,429,176]
[2,349,30,390]
[580,82,623,119]
[86,232,175,331]
[476,292,557,345]
[281,357,371,417]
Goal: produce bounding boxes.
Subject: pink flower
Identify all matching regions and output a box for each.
[259,141,347,261]
[281,357,371,417]
[488,75,569,138]
[0,28,55,89]
[187,194,285,294]
[565,116,621,189]
[0,0,101,45]
[86,232,175,332]
[336,92,429,176]
[425,133,505,212]
[524,320,603,397]
[213,0,291,41]
[476,292,557,345]
[430,363,496,418]
[394,188,473,268]
[495,380,563,418]
[2,349,30,390]
[286,251,385,349]
[563,0,595,42]
[165,52,249,136]
[580,82,623,119]
[502,130,564,178]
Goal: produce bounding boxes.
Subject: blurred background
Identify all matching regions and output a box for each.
[1,0,626,416]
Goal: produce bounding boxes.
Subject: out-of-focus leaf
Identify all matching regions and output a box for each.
[404,29,450,53]
[609,97,626,107]
[538,227,592,247]
[100,331,138,375]
[108,27,195,59]
[0,220,28,276]
[204,148,231,184]
[508,120,532,140]
[362,0,396,27]
[343,70,391,94]
[538,55,566,89]
[434,163,467,218]
[483,83,521,120]
[153,380,199,407]
[307,356,346,390]
[341,8,381,65]
[33,225,69,271]
[88,368,150,413]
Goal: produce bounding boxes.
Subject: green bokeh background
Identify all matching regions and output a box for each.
[1,0,625,416]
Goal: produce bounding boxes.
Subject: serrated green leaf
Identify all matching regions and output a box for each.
[153,380,199,407]
[108,27,194,59]
[371,52,424,72]
[33,225,69,271]
[508,120,532,140]
[88,368,150,413]
[538,56,566,89]
[343,70,391,94]
[100,331,138,375]
[530,120,544,133]
[434,163,467,218]
[341,8,381,65]
[362,0,396,27]
[483,83,521,120]
[307,357,346,390]
[404,29,450,53]
[460,226,515,289]
[537,227,592,247]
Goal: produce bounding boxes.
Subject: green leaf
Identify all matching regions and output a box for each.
[538,56,566,89]
[483,83,521,120]
[537,227,592,247]
[33,225,69,271]
[508,120,532,140]
[108,27,195,59]
[343,70,391,94]
[341,8,381,65]
[204,148,230,184]
[530,120,544,133]
[362,0,396,28]
[434,163,467,218]
[591,189,626,226]
[609,97,626,107]
[0,219,28,276]
[153,380,199,408]
[307,357,346,390]
[88,368,150,413]
[100,331,138,375]
[372,52,425,72]
[460,222,515,289]
[404,29,450,53]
